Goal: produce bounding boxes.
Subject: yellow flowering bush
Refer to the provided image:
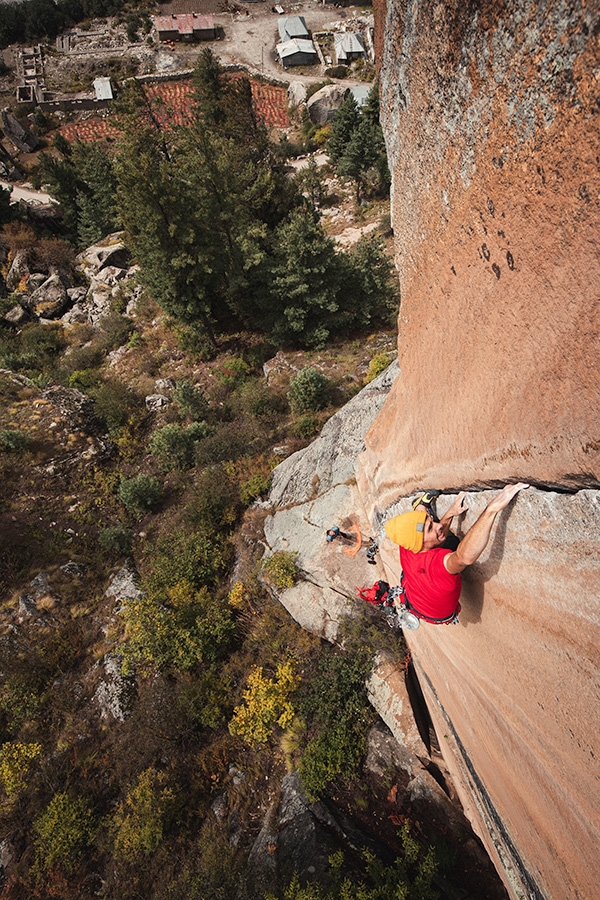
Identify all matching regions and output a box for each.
[229,661,300,747]
[228,581,245,609]
[111,768,175,861]
[0,741,42,797]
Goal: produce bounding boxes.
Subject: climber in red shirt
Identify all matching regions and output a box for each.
[385,483,529,625]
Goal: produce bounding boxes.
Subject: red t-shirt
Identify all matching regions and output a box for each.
[399,547,462,621]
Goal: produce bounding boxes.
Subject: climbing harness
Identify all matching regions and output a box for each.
[357,579,460,629]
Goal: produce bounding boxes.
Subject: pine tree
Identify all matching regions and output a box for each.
[327,92,359,164]
[269,206,344,348]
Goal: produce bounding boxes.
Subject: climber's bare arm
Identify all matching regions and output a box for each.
[438,492,468,539]
[444,483,529,574]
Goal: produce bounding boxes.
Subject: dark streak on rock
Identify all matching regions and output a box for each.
[482,243,490,261]
[506,251,515,270]
[492,263,501,279]
[416,666,547,900]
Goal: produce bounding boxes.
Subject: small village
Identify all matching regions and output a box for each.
[0,2,375,192]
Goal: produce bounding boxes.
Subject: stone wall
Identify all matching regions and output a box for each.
[357,1,600,898]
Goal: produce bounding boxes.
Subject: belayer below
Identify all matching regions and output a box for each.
[385,483,529,627]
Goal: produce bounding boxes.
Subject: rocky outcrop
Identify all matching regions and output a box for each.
[264,363,399,641]
[94,652,136,722]
[265,355,600,898]
[349,1,600,897]
[307,84,349,124]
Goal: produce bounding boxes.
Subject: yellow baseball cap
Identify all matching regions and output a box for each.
[385,510,427,552]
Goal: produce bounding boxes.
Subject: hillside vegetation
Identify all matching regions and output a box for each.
[0,48,470,900]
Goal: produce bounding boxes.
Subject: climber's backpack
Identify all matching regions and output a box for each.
[357,580,391,607]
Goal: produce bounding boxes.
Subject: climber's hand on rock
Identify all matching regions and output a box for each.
[487,482,529,513]
[446,492,468,518]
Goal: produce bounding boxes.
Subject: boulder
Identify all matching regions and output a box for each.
[28,273,69,319]
[145,394,170,411]
[27,273,47,291]
[76,234,130,275]
[288,81,307,106]
[17,594,38,617]
[94,652,136,722]
[105,560,142,605]
[5,250,29,292]
[155,377,176,393]
[307,84,349,124]
[3,304,29,325]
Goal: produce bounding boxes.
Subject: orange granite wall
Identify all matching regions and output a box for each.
[362,2,600,898]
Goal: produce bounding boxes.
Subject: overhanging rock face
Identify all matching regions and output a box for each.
[357,0,600,898]
[363,0,600,506]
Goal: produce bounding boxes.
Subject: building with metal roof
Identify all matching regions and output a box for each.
[334,33,366,64]
[154,14,215,42]
[93,77,113,102]
[276,38,317,68]
[278,16,309,43]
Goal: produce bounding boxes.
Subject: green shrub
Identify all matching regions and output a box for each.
[365,351,392,383]
[176,667,233,728]
[144,529,227,597]
[173,380,209,421]
[96,312,134,353]
[92,378,139,433]
[184,464,241,532]
[291,413,319,439]
[0,429,30,452]
[33,792,95,872]
[217,356,250,387]
[19,322,66,363]
[119,474,162,514]
[297,645,374,800]
[262,551,299,589]
[67,368,102,391]
[240,471,271,505]
[122,582,235,673]
[193,421,250,466]
[150,421,212,471]
[287,367,328,414]
[174,323,217,361]
[0,677,41,734]
[271,836,439,900]
[0,741,42,797]
[98,525,133,554]
[232,378,286,421]
[111,768,175,861]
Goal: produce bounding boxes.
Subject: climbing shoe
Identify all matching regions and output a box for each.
[411,490,441,522]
